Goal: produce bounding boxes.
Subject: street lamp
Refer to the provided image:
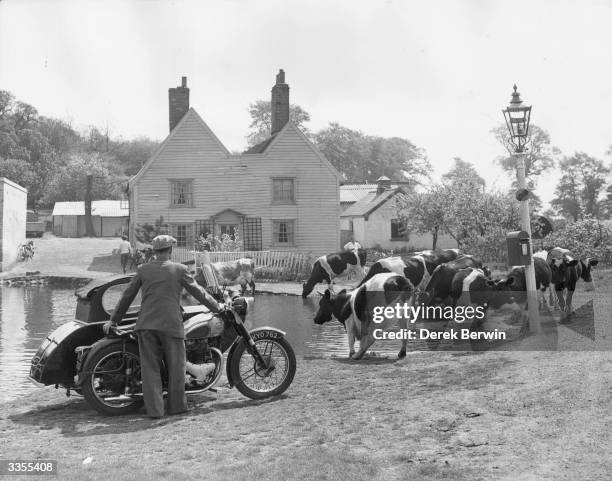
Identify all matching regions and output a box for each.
[502,85,540,333]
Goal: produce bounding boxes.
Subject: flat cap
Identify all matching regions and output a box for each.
[151,235,177,250]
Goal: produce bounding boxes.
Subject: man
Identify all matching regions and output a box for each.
[343,233,362,281]
[117,235,132,274]
[103,235,223,418]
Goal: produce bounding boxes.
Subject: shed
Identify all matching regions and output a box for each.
[52,200,129,237]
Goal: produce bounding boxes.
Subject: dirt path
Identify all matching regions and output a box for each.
[1,351,610,481]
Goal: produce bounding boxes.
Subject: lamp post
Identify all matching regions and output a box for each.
[502,85,541,333]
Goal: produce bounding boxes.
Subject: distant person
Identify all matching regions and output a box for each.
[343,234,362,253]
[343,234,362,281]
[118,235,132,274]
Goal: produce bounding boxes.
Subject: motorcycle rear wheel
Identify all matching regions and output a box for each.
[229,334,296,400]
[82,342,144,416]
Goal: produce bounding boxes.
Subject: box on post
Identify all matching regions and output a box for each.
[506,230,531,266]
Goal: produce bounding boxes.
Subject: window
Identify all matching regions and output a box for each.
[391,219,408,240]
[273,220,295,245]
[242,217,262,250]
[171,224,193,247]
[170,180,193,207]
[272,178,295,204]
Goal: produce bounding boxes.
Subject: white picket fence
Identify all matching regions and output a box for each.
[173,248,313,278]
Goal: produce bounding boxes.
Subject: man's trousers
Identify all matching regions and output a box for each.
[136,330,187,417]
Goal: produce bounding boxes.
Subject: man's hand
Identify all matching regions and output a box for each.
[102,321,116,335]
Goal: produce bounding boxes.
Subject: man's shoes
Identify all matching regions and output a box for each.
[186,362,216,382]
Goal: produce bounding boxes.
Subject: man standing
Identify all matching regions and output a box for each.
[103,235,223,418]
[118,235,132,274]
[343,233,362,281]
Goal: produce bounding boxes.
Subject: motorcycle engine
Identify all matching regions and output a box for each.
[185,338,210,364]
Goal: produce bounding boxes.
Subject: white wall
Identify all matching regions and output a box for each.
[0,178,27,271]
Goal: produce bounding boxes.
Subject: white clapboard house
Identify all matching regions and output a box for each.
[128,71,341,258]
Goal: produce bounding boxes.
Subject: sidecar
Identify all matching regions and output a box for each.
[29,274,142,389]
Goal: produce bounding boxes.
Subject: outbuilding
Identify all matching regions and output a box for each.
[52,200,129,237]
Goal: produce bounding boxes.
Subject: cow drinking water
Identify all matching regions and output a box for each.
[301,249,367,298]
[313,273,414,359]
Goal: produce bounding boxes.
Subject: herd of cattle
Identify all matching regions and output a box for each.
[301,247,598,359]
[194,247,598,360]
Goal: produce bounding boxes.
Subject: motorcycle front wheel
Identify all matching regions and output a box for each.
[82,342,144,416]
[229,334,296,400]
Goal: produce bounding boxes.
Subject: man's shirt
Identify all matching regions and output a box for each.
[110,260,213,338]
[118,240,131,254]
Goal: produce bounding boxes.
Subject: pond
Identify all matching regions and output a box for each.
[0,285,415,402]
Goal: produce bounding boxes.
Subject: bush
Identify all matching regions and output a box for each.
[544,216,612,265]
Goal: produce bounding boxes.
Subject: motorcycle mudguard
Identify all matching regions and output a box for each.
[29,321,104,386]
[225,327,287,388]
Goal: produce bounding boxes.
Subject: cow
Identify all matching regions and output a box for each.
[534,248,598,316]
[496,257,553,310]
[358,248,464,291]
[195,258,256,295]
[418,255,489,306]
[313,273,414,359]
[301,249,367,298]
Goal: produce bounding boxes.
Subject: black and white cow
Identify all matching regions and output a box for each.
[534,248,598,315]
[301,249,367,298]
[496,257,553,309]
[195,258,256,295]
[418,255,488,306]
[358,249,464,291]
[313,273,414,359]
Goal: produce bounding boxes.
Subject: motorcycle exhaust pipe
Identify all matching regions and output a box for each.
[103,394,141,402]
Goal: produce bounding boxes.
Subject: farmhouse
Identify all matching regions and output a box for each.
[340,177,455,250]
[128,71,341,257]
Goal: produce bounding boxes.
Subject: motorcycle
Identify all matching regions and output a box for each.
[29,273,296,416]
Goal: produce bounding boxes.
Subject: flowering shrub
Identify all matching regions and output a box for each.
[544,216,612,264]
[194,233,243,252]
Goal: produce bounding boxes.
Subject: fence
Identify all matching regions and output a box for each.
[173,248,313,280]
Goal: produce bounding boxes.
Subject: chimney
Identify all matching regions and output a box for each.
[169,76,189,132]
[376,176,392,196]
[271,69,290,135]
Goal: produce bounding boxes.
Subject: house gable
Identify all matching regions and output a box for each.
[130,108,229,186]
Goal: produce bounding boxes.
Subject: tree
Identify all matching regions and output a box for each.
[314,122,431,184]
[246,100,311,146]
[551,152,609,220]
[492,123,558,185]
[441,157,486,190]
[40,152,126,205]
[0,158,38,189]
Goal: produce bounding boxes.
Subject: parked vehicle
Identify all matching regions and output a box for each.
[26,210,45,238]
[29,274,296,415]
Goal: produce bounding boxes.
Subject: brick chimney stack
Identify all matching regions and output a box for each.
[376,176,392,196]
[169,76,189,132]
[271,69,290,136]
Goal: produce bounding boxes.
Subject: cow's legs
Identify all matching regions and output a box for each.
[346,323,356,359]
[352,332,375,360]
[566,289,576,315]
[398,316,407,358]
[249,280,256,295]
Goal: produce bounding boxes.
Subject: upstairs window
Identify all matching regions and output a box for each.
[272,178,295,204]
[171,180,193,207]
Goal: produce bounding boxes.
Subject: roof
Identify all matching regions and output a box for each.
[340,183,400,204]
[340,187,403,219]
[243,134,278,154]
[52,200,129,217]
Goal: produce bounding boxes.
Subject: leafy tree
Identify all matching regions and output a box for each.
[40,152,126,205]
[545,216,611,264]
[441,157,486,190]
[0,158,38,189]
[551,152,609,220]
[492,123,558,185]
[246,100,311,146]
[314,122,430,184]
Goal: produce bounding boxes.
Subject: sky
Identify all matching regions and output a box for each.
[1,0,612,204]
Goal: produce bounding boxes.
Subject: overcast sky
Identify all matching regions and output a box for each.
[1,0,612,204]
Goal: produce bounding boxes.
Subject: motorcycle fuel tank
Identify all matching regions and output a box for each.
[184,312,224,339]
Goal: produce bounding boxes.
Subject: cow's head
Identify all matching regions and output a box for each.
[313,289,348,325]
[490,268,527,307]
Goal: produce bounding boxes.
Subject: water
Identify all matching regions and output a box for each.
[0,287,408,402]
